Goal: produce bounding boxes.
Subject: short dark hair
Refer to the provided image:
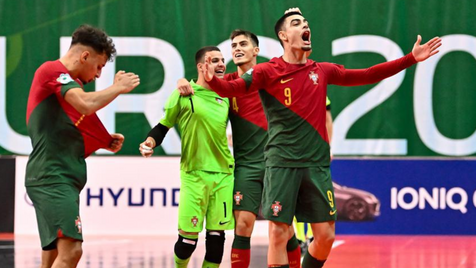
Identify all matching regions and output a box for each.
[230,29,259,47]
[195,46,221,65]
[274,11,302,47]
[71,24,116,61]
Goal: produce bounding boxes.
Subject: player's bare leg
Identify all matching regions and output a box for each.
[51,238,82,268]
[40,248,57,268]
[231,210,257,267]
[268,221,290,266]
[302,221,335,268]
[235,210,256,237]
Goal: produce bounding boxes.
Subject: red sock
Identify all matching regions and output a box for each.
[287,246,302,268]
[231,248,251,268]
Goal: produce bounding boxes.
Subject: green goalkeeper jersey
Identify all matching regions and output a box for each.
[160,80,234,173]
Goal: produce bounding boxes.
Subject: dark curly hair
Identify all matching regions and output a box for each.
[71,24,116,61]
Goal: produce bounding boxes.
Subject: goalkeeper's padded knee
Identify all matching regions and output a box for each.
[174,234,198,260]
[204,231,226,264]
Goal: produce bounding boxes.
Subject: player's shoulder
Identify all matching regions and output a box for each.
[37,60,63,74]
[249,59,279,74]
[315,61,344,72]
[267,57,283,67]
[164,89,183,109]
[36,60,73,82]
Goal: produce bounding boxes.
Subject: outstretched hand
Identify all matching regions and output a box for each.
[201,55,214,82]
[412,35,442,62]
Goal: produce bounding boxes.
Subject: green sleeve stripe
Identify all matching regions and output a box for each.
[61,81,81,97]
[241,72,253,89]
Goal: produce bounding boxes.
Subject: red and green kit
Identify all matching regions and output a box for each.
[26,60,112,189]
[25,60,112,249]
[209,53,417,224]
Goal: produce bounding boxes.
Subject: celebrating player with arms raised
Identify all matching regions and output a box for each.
[202,8,441,268]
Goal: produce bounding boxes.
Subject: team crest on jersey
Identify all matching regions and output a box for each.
[191,216,199,227]
[75,216,82,234]
[271,201,282,216]
[57,73,74,84]
[234,191,243,205]
[216,98,223,104]
[309,71,319,85]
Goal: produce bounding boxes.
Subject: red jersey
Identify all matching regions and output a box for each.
[209,53,417,167]
[26,60,112,188]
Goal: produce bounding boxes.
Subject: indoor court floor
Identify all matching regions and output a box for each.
[1,233,475,268]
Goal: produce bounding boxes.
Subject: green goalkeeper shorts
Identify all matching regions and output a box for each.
[178,170,235,232]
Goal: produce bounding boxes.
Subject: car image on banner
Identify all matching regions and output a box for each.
[333,181,381,221]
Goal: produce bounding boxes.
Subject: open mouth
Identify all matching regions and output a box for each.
[215,69,225,75]
[234,52,245,59]
[302,31,311,44]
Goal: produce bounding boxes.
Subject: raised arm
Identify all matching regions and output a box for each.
[202,55,257,97]
[329,36,441,86]
[64,71,140,115]
[206,76,250,98]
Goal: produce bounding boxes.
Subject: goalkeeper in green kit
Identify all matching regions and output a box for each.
[139,46,234,268]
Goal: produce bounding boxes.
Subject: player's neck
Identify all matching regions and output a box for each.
[59,55,79,79]
[196,76,211,90]
[237,60,256,76]
[282,49,307,64]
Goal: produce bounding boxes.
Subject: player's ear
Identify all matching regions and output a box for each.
[80,51,90,63]
[253,47,260,57]
[278,31,287,43]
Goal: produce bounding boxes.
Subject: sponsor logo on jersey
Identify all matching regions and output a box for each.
[309,71,319,85]
[271,201,282,216]
[57,73,74,84]
[191,216,199,227]
[75,216,82,234]
[234,191,243,205]
[329,209,337,216]
[216,98,223,104]
[280,78,294,84]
